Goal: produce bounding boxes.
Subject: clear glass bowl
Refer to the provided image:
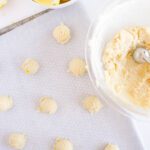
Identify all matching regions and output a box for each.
[85,0,150,120]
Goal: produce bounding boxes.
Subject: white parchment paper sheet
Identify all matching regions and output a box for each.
[0,4,144,150]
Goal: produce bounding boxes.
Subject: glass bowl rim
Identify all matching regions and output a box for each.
[85,0,150,121]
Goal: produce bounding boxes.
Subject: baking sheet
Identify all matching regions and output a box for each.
[0,4,144,150]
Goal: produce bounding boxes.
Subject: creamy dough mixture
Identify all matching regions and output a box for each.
[103,26,150,109]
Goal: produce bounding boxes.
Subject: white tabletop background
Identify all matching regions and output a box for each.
[0,0,150,149]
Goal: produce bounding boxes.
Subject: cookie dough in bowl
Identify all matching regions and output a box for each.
[85,0,150,119]
[103,26,150,109]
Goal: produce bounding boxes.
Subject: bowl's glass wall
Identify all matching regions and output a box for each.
[85,0,150,120]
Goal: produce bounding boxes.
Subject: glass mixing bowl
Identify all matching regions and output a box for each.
[85,0,150,120]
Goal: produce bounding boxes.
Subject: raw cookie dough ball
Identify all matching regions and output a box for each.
[21,58,39,75]
[104,144,119,150]
[68,58,86,76]
[53,23,71,44]
[0,96,13,112]
[82,96,103,113]
[37,97,57,114]
[54,138,73,150]
[8,133,27,150]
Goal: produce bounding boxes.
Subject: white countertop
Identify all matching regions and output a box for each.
[0,0,150,149]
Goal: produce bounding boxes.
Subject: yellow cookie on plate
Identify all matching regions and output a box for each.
[33,0,60,6]
[0,0,7,9]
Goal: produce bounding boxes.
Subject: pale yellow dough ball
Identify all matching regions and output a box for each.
[0,96,13,112]
[53,23,71,44]
[21,58,39,75]
[38,97,57,114]
[82,96,103,113]
[104,144,120,150]
[8,133,27,150]
[54,138,73,150]
[68,58,86,76]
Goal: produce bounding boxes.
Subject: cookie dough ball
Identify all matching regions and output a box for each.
[0,96,13,112]
[82,96,103,113]
[104,144,119,150]
[21,58,39,75]
[54,138,73,150]
[53,23,71,44]
[37,97,57,114]
[8,133,27,150]
[68,58,86,76]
